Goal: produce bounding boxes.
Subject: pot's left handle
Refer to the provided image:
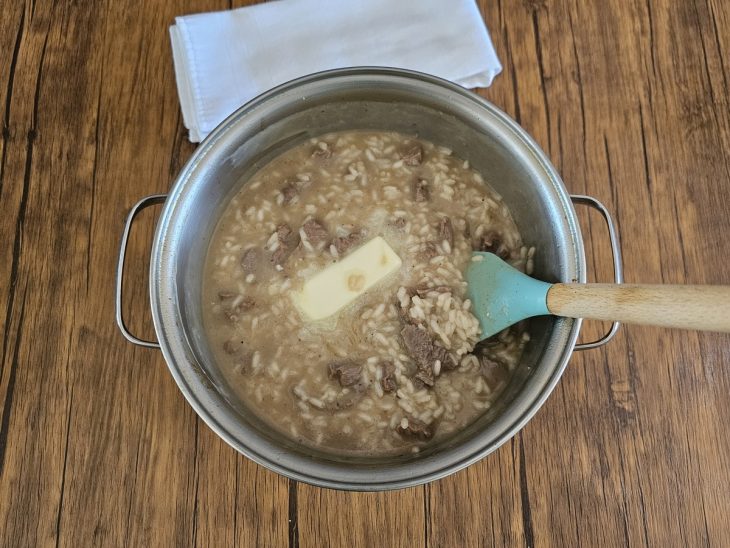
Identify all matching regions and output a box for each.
[115,194,167,348]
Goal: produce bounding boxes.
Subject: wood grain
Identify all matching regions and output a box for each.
[1,0,729,546]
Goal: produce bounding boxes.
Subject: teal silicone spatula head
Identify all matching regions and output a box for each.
[466,252,552,340]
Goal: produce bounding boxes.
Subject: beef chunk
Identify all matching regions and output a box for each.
[400,144,423,166]
[270,223,300,266]
[400,325,456,372]
[477,354,509,391]
[280,182,299,205]
[380,362,397,393]
[271,246,293,267]
[413,369,435,388]
[328,360,363,387]
[401,325,432,368]
[332,229,363,255]
[312,144,333,159]
[396,417,434,441]
[240,248,259,274]
[472,336,511,391]
[302,219,329,248]
[474,232,510,260]
[411,178,430,202]
[276,223,293,240]
[438,217,454,249]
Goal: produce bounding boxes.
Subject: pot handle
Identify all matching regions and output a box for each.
[115,194,167,349]
[570,195,624,350]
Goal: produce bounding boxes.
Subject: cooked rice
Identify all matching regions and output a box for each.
[202,130,533,456]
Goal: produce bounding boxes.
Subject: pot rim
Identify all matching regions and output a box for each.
[150,67,585,491]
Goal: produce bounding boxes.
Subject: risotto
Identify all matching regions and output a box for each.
[202,131,534,456]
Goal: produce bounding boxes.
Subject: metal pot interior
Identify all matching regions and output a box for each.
[151,69,584,489]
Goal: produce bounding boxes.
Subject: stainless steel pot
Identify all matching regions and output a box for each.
[116,68,622,490]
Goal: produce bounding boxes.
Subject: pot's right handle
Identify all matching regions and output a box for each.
[115,194,167,349]
[570,195,624,350]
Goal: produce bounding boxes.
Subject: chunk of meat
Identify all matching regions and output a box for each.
[280,182,299,205]
[400,325,433,367]
[270,223,300,266]
[240,248,259,274]
[400,144,423,166]
[474,232,510,259]
[411,178,430,202]
[380,362,397,393]
[400,325,456,372]
[332,229,363,255]
[438,217,454,249]
[413,369,435,389]
[328,360,363,387]
[276,223,293,240]
[477,354,509,391]
[302,218,329,248]
[271,246,293,267]
[396,417,434,441]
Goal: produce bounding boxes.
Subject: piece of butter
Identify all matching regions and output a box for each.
[293,236,402,321]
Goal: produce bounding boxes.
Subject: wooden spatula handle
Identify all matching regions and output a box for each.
[547,284,730,332]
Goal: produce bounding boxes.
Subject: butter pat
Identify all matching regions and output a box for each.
[294,236,402,320]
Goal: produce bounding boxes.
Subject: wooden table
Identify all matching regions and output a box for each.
[2,1,729,545]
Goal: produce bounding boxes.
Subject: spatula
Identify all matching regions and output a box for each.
[466,252,730,340]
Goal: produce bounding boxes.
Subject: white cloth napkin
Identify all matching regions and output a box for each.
[170,0,502,142]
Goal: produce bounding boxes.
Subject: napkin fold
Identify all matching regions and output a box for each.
[170,0,502,142]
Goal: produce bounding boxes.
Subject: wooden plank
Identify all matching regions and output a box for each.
[297,485,425,548]
[0,2,92,546]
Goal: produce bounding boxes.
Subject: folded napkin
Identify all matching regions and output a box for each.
[170,0,502,142]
